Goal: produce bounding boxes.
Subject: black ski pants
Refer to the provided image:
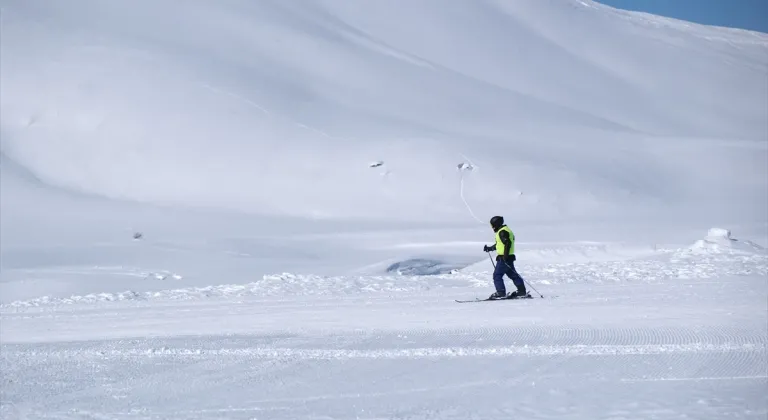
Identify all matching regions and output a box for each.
[493,255,525,294]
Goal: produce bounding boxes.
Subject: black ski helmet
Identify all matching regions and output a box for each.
[490,216,504,229]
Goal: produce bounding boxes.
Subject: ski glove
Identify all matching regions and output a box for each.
[483,245,494,252]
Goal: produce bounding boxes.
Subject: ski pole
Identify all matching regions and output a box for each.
[521,275,544,298]
[499,255,544,298]
[487,251,496,268]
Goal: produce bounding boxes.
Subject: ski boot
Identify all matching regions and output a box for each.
[488,290,507,300]
[507,289,531,299]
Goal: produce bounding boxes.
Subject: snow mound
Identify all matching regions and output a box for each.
[386,259,462,276]
[2,272,468,308]
[7,237,768,308]
[4,291,147,307]
[687,228,766,255]
[463,233,768,286]
[465,254,768,287]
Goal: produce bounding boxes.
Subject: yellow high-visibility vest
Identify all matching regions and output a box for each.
[495,226,515,255]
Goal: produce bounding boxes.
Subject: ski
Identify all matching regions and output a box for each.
[455,294,535,303]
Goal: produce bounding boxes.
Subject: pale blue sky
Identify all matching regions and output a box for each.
[596,0,768,33]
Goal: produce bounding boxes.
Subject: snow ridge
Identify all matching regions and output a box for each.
[1,273,443,308]
[4,241,766,308]
[7,342,764,360]
[522,251,768,286]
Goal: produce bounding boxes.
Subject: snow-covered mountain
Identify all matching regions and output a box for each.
[2,0,766,225]
[1,2,767,418]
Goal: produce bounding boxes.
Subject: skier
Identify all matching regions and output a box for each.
[483,216,529,299]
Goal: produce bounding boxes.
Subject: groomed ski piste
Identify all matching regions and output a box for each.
[2,229,766,419]
[1,0,767,418]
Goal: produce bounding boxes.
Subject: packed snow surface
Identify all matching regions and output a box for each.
[2,277,767,419]
[2,231,766,419]
[1,0,767,418]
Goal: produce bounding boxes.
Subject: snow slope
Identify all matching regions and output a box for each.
[1,0,766,224]
[1,0,767,418]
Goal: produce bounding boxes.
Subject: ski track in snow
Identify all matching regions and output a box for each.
[2,255,765,419]
[4,340,764,360]
[4,245,763,418]
[3,318,766,419]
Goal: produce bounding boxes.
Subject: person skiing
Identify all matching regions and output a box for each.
[483,216,529,299]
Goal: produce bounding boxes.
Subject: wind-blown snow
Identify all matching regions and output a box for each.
[1,0,767,418]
